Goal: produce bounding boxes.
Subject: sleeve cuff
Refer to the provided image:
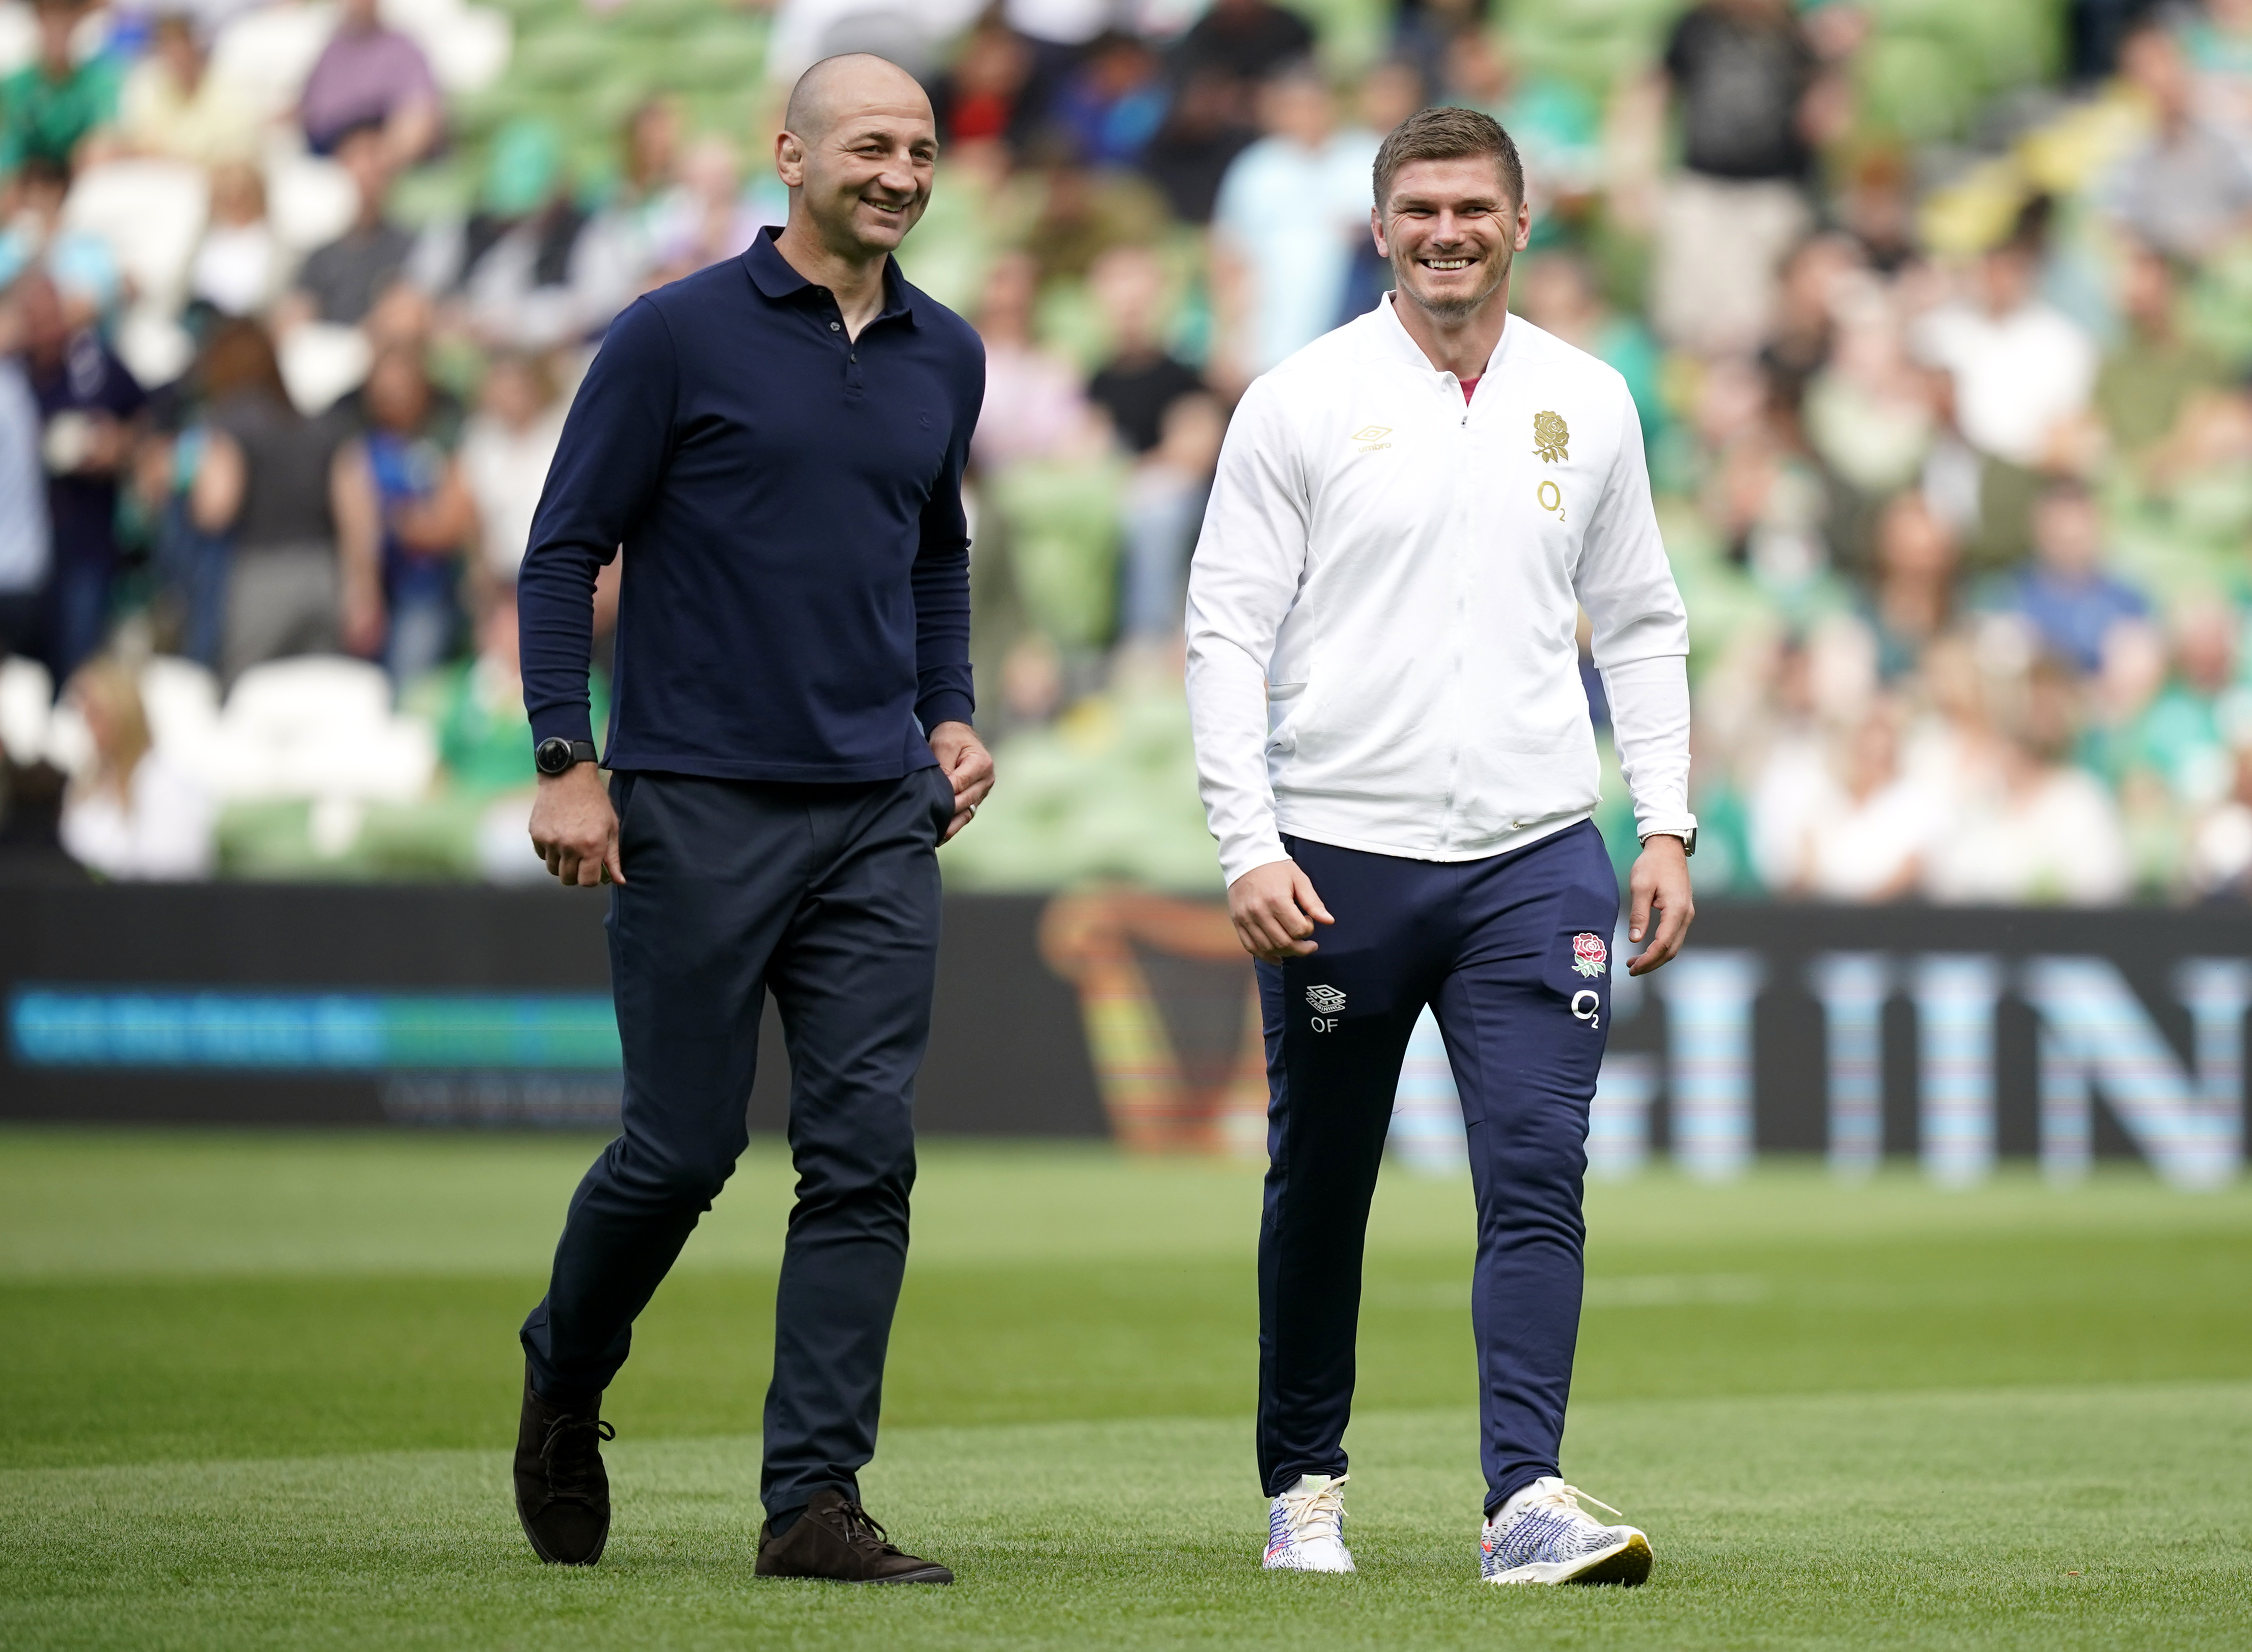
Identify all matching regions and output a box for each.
[1634,814,1699,843]
[1218,835,1292,888]
[916,690,975,733]
[529,705,595,748]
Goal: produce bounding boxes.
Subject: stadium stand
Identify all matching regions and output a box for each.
[1,0,2250,906]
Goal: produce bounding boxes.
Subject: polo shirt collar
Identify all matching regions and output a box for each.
[743,226,809,299]
[1371,289,1515,384]
[743,225,922,328]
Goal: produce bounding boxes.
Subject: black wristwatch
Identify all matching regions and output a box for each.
[534,737,600,776]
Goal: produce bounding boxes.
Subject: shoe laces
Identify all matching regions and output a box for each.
[1505,1480,1623,1525]
[539,1413,615,1504]
[1277,1473,1349,1547]
[819,1498,906,1557]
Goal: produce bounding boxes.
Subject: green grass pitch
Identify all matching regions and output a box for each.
[4,1129,2250,1649]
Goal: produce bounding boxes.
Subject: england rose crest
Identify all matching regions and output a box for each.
[1533,409,1569,463]
[1571,932,1607,977]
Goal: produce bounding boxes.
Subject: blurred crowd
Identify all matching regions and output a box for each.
[1,0,2251,905]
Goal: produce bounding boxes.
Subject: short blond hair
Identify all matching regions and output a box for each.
[1372,105,1522,215]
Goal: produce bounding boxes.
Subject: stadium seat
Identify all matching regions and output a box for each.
[277,321,372,417]
[226,656,391,736]
[39,695,91,774]
[138,656,224,774]
[213,657,437,803]
[263,145,359,253]
[0,0,110,74]
[114,304,198,392]
[0,653,52,765]
[60,159,210,316]
[418,7,511,95]
[763,0,970,82]
[989,456,1127,651]
[378,0,513,95]
[666,22,765,92]
[0,3,34,78]
[212,3,335,122]
[510,26,608,92]
[615,0,734,32]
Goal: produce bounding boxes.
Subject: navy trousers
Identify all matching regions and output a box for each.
[520,765,955,1519]
[1255,820,1620,1515]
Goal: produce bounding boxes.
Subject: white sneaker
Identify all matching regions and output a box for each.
[1479,1477,1651,1586]
[1263,1473,1354,1573]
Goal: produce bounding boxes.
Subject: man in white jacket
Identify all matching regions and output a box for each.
[1186,106,1697,1587]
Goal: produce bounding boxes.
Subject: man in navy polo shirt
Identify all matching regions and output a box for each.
[510,54,990,1584]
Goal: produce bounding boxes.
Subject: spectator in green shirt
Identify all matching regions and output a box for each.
[408,596,607,799]
[2094,238,2227,458]
[1,0,121,175]
[2112,601,2245,812]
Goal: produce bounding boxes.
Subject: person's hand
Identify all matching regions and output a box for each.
[1227,858,1334,962]
[80,414,130,473]
[1626,833,1694,976]
[529,762,624,887]
[929,719,993,844]
[340,576,386,658]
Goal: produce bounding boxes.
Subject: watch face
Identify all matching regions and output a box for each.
[535,738,572,775]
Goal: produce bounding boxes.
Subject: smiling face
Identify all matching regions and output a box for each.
[1374,154,1528,323]
[776,55,937,262]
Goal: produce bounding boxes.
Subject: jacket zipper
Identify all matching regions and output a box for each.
[1438,377,1468,851]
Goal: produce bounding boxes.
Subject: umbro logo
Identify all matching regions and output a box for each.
[1305,984,1347,1014]
[1350,425,1392,452]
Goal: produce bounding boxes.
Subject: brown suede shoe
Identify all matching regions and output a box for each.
[512,1368,615,1565]
[754,1488,953,1584]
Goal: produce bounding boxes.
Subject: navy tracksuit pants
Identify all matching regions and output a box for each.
[520,765,956,1520]
[1255,820,1619,1516]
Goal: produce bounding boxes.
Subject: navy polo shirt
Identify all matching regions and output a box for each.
[518,228,984,781]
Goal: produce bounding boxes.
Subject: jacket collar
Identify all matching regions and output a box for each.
[743,225,921,327]
[1367,290,1516,384]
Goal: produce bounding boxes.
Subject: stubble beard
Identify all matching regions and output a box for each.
[1395,243,1512,322]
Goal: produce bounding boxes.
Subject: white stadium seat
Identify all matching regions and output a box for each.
[418,6,509,95]
[61,158,211,312]
[213,656,436,803]
[211,2,337,122]
[277,320,371,416]
[0,653,53,765]
[114,304,198,389]
[263,143,358,253]
[0,4,34,78]
[138,655,224,773]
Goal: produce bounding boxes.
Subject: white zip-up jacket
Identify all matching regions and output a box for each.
[1186,298,1695,886]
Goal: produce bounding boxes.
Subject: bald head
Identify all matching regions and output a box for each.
[773,51,938,266]
[784,52,931,145]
